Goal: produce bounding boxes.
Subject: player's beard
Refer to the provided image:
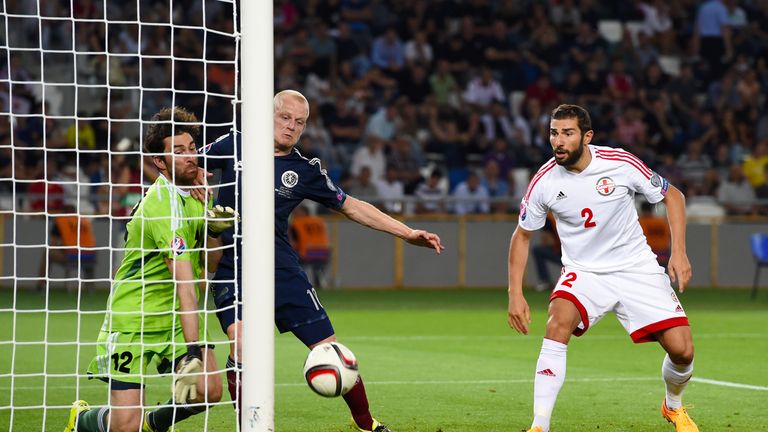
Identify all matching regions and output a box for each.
[165,157,198,186]
[554,142,585,167]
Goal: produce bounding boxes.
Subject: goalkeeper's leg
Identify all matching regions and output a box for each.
[145,348,222,432]
[74,386,143,432]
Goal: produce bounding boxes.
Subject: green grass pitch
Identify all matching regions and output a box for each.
[1,288,766,431]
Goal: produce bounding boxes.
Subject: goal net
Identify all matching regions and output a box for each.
[0,1,241,430]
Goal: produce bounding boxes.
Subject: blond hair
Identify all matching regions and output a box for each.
[274,89,310,118]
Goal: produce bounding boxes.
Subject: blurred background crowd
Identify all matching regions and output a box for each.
[2,0,768,218]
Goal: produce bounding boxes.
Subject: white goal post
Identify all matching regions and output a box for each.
[239,0,275,431]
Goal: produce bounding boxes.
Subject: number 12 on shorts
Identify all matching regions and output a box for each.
[306,288,323,310]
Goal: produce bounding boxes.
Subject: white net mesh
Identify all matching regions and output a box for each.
[0,1,239,430]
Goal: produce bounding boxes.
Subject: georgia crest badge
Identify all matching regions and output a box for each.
[595,177,615,196]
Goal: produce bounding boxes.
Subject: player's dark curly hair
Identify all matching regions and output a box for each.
[551,104,592,135]
[143,107,200,154]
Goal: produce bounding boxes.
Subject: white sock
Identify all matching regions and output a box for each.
[662,354,693,410]
[531,338,568,432]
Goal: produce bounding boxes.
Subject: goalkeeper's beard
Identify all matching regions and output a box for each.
[164,157,199,186]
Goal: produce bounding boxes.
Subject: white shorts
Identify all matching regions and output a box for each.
[550,267,689,343]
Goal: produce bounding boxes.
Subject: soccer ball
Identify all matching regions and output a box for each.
[303,342,360,397]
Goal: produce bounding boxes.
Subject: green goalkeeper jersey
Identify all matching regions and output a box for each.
[105,174,206,332]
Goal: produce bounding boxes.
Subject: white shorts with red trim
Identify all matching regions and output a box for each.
[549,267,689,343]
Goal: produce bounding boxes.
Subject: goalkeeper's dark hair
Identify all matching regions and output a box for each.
[143,107,200,154]
[551,104,592,135]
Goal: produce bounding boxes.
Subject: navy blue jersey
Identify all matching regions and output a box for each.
[275,149,346,268]
[200,131,242,279]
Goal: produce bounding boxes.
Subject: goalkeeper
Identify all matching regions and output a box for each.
[65,107,237,432]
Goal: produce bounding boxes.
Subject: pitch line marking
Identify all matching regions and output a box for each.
[334,332,768,342]
[2,376,767,391]
[691,377,768,391]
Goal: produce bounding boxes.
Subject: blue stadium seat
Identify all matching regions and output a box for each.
[749,233,768,300]
[447,168,469,192]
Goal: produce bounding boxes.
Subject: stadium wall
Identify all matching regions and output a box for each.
[1,217,763,290]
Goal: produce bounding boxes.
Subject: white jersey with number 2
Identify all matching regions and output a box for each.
[518,145,670,273]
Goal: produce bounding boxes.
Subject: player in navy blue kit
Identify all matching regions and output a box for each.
[202,90,444,432]
[197,130,243,414]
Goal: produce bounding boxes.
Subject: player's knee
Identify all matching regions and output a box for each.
[111,416,142,432]
[669,345,695,365]
[545,315,580,341]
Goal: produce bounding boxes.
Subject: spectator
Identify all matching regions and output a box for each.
[694,0,733,80]
[638,0,675,54]
[452,171,490,215]
[742,140,768,187]
[479,159,509,214]
[65,117,96,150]
[606,57,636,104]
[387,136,423,194]
[615,104,648,149]
[717,164,756,215]
[427,107,473,168]
[404,30,433,68]
[365,99,399,141]
[463,66,506,109]
[549,0,581,37]
[370,27,405,77]
[325,94,366,156]
[308,22,337,79]
[522,75,560,112]
[347,165,379,200]
[754,164,768,213]
[414,169,447,214]
[398,63,431,105]
[374,164,405,214]
[36,205,97,291]
[350,136,386,181]
[429,59,461,107]
[484,138,515,181]
[668,63,700,123]
[677,139,713,191]
[484,20,520,89]
[27,158,65,214]
[480,101,516,145]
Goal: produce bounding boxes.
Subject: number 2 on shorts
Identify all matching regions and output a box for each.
[561,272,577,288]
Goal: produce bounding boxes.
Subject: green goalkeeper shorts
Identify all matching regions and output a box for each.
[86,320,211,385]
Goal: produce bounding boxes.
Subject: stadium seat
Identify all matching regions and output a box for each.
[749,233,768,300]
[509,91,525,117]
[658,55,681,77]
[447,168,469,192]
[597,20,623,44]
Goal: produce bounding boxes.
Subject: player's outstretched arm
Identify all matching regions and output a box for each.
[662,185,692,292]
[339,196,445,254]
[508,226,533,335]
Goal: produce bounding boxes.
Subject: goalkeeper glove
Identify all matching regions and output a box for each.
[207,205,240,238]
[174,344,203,403]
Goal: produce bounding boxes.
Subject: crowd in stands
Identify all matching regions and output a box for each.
[3,0,768,218]
[1,0,236,216]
